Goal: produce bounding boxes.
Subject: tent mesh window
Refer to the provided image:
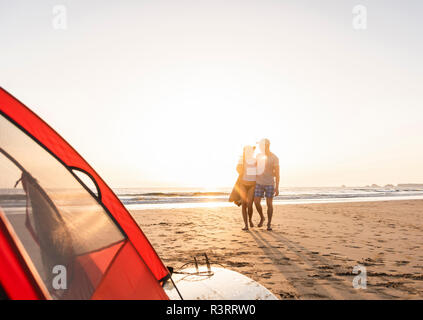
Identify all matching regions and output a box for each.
[0,114,126,299]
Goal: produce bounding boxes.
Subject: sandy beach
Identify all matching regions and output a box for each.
[132,200,423,299]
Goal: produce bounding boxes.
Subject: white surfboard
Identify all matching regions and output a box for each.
[164,266,278,300]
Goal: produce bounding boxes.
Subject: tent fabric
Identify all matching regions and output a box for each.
[92,241,170,300]
[19,169,118,300]
[0,88,169,299]
[0,210,47,300]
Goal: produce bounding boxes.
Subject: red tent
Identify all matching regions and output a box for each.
[0,88,169,300]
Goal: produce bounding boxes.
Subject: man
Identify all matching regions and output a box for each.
[254,138,279,231]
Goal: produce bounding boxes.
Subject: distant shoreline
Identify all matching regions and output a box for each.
[2,186,423,211]
[118,185,423,210]
[126,195,423,211]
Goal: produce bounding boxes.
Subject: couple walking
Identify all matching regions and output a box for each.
[230,138,279,231]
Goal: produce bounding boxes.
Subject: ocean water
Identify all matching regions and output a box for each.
[115,186,423,210]
[2,186,423,211]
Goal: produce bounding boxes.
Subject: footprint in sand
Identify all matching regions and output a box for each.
[395,260,410,266]
[279,292,298,299]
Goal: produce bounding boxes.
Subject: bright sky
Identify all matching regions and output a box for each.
[1,0,422,188]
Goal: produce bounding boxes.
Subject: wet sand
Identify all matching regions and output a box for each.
[132,200,423,299]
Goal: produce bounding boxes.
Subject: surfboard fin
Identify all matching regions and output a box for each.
[204,253,212,274]
[194,256,199,273]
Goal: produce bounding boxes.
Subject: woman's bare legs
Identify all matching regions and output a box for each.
[238,183,249,230]
[246,185,255,227]
[241,202,249,230]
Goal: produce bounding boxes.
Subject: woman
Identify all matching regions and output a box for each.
[236,145,257,231]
